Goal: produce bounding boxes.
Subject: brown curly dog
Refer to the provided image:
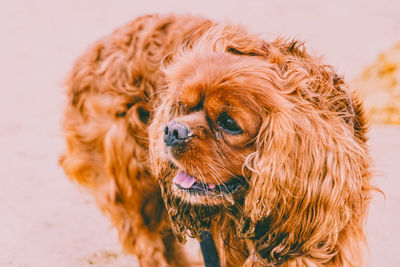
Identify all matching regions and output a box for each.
[60,14,375,266]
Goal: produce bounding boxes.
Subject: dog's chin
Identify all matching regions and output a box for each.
[170,168,248,206]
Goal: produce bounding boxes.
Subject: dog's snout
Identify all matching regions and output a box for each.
[164,121,190,146]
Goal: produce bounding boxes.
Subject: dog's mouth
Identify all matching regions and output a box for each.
[172,170,246,195]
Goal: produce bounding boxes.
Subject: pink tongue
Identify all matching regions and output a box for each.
[173,170,197,189]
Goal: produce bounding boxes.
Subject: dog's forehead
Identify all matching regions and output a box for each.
[177,77,258,113]
[173,53,260,109]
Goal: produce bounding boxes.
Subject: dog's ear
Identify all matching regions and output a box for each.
[241,86,372,263]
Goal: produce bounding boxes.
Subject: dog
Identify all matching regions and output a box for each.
[60,14,375,266]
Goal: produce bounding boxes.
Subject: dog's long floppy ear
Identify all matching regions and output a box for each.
[239,46,373,263]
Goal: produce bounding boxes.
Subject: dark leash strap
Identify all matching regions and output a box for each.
[199,230,221,267]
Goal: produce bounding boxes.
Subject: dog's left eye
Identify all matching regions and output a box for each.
[217,113,242,134]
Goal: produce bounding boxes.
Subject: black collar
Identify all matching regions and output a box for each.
[199,230,221,267]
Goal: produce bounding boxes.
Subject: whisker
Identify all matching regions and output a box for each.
[206,164,231,207]
[195,165,211,205]
[207,164,230,192]
[211,161,236,178]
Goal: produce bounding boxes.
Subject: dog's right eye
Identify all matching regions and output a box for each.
[217,113,242,134]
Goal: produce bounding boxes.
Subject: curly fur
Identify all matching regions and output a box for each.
[60,14,375,266]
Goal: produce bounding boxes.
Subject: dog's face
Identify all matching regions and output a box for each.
[151,48,286,205]
[163,56,262,205]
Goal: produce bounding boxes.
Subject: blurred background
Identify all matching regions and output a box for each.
[0,0,399,266]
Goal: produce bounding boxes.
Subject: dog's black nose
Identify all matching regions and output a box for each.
[164,121,190,146]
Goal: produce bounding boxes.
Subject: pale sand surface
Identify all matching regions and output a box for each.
[0,1,399,266]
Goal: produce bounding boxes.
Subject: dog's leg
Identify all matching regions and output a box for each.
[162,230,197,267]
[95,178,194,267]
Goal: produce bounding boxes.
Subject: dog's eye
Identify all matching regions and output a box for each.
[178,101,185,114]
[217,113,242,134]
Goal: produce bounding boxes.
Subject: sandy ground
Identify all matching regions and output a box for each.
[0,1,399,266]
